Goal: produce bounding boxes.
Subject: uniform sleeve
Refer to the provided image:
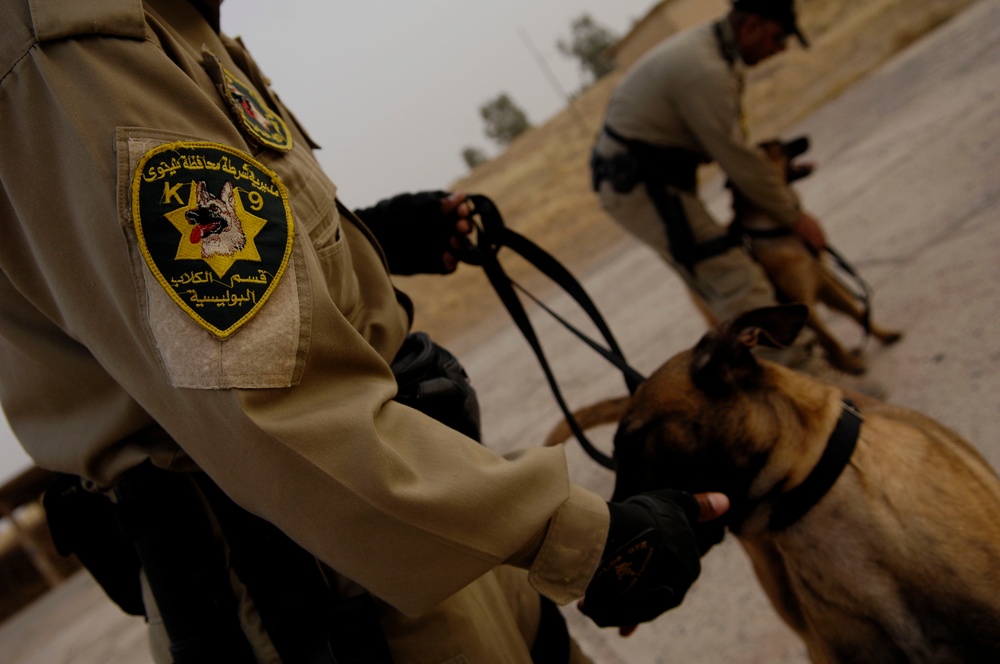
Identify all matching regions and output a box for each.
[0,22,608,615]
[671,63,802,226]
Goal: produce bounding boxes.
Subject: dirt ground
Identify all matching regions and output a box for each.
[2,0,998,662]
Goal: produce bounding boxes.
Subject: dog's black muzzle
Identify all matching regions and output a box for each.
[185,208,229,237]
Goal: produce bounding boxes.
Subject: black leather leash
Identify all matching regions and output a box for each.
[459,194,645,470]
[823,245,874,338]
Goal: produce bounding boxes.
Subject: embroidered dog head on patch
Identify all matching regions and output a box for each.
[186,181,246,258]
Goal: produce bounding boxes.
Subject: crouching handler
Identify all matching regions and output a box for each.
[591,0,823,327]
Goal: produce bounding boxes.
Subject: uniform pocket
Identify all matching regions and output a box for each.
[301,198,362,324]
[270,149,360,318]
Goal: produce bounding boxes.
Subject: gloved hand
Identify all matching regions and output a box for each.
[354,190,471,275]
[580,489,703,629]
[792,211,827,254]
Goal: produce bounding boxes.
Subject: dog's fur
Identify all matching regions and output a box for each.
[728,139,902,374]
[547,305,1000,662]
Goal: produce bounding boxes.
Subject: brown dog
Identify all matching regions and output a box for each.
[728,138,902,374]
[547,305,1000,662]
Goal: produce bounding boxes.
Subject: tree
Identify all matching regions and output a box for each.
[557,14,618,85]
[461,146,489,170]
[479,93,532,146]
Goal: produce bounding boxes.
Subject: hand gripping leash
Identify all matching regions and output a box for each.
[458,194,645,470]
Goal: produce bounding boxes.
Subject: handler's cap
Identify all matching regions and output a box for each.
[733,0,809,47]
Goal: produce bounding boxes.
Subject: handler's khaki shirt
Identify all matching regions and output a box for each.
[0,0,607,619]
[603,20,801,226]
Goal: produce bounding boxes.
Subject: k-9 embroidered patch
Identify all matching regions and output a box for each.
[222,68,293,151]
[132,142,294,339]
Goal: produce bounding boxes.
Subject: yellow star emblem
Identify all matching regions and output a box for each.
[164,182,267,278]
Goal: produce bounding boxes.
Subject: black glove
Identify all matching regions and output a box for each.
[580,489,702,628]
[354,190,463,275]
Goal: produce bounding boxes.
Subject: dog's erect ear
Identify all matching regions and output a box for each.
[730,304,809,349]
[220,181,235,205]
[690,326,759,396]
[690,304,809,395]
[781,136,810,160]
[195,181,209,206]
[782,136,812,182]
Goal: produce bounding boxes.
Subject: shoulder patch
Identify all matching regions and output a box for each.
[131,142,295,339]
[222,66,294,151]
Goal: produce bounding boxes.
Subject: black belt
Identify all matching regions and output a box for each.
[600,124,702,193]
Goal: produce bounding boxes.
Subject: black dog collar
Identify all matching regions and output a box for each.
[768,399,862,531]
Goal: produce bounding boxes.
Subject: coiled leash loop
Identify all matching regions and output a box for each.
[458,195,645,470]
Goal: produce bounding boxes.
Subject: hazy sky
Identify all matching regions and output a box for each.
[219,0,658,207]
[0,1,663,484]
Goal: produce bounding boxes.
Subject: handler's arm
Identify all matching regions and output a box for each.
[672,66,802,227]
[0,19,607,617]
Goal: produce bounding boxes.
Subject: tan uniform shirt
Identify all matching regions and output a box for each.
[0,0,607,621]
[603,20,801,226]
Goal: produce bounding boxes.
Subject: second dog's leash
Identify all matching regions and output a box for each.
[459,195,645,470]
[739,224,875,341]
[823,245,873,340]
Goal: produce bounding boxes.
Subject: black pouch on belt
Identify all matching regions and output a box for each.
[391,332,482,442]
[607,151,644,193]
[42,473,145,616]
[590,149,644,194]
